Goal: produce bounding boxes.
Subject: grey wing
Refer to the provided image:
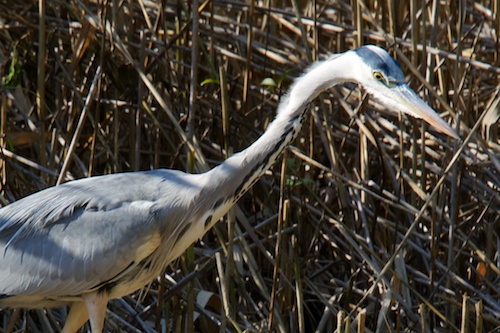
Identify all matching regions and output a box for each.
[0,170,190,300]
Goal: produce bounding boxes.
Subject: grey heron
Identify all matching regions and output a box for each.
[0,45,458,333]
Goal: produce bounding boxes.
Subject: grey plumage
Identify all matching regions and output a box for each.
[1,170,206,306]
[0,45,459,332]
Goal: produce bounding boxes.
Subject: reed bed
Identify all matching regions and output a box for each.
[0,0,498,332]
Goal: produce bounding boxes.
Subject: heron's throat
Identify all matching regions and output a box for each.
[205,106,306,220]
[203,53,351,226]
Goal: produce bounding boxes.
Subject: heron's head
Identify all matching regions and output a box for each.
[348,45,459,139]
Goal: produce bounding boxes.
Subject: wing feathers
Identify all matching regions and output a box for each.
[0,169,203,306]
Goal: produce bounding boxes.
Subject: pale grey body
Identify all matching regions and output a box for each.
[1,170,207,307]
[0,45,458,332]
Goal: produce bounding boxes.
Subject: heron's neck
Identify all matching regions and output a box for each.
[203,53,350,223]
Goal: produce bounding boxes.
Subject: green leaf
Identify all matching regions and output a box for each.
[201,77,220,86]
[3,45,23,87]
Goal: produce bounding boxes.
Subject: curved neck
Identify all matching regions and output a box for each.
[203,52,351,222]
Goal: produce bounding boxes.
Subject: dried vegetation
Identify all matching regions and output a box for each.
[0,0,498,332]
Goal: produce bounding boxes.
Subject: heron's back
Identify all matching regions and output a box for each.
[0,169,207,308]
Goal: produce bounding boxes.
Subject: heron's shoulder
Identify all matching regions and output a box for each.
[0,169,197,239]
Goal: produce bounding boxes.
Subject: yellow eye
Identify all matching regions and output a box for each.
[373,71,384,81]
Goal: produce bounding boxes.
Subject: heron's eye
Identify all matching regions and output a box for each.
[373,71,385,82]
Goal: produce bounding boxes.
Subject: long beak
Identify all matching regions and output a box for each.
[393,84,460,139]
